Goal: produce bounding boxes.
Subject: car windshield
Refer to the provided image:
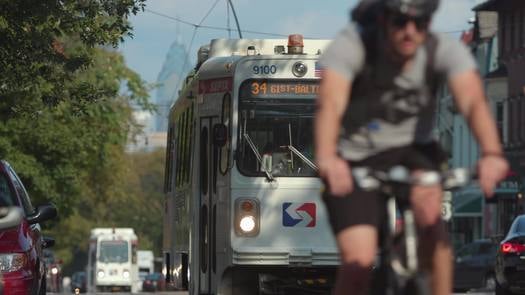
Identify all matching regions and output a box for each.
[0,173,16,207]
[237,98,316,178]
[514,216,525,233]
[98,240,129,263]
[73,272,86,282]
[43,249,59,264]
[146,273,161,280]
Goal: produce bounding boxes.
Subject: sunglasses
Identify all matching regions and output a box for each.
[389,13,430,31]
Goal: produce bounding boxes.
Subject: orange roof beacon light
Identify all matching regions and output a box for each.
[287,34,304,55]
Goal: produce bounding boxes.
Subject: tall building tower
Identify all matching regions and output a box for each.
[154,40,191,132]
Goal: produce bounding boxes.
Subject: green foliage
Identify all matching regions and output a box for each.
[0,0,165,271]
[0,0,147,114]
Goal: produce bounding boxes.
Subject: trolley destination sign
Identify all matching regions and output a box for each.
[240,79,319,99]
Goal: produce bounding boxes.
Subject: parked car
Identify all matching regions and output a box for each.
[453,239,498,291]
[142,272,166,292]
[71,271,87,293]
[0,207,23,294]
[44,249,63,293]
[495,214,525,295]
[0,160,57,295]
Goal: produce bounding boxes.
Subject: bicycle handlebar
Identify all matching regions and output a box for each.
[352,166,476,191]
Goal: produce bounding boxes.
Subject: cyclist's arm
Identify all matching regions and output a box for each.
[448,70,503,155]
[314,69,351,164]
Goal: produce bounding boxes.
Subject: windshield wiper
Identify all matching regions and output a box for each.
[243,133,275,182]
[283,145,318,171]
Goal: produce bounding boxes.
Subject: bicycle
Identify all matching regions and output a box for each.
[350,165,474,295]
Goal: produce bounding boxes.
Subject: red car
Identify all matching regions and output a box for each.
[0,160,57,295]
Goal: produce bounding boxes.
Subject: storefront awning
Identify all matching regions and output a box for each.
[453,186,483,216]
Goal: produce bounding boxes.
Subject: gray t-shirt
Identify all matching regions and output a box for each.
[319,23,477,160]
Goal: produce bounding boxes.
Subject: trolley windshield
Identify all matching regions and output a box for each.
[98,240,129,263]
[237,79,318,178]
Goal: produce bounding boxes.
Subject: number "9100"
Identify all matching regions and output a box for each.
[253,65,277,75]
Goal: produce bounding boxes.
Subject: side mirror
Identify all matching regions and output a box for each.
[43,236,55,248]
[0,207,23,230]
[27,203,57,225]
[213,124,228,147]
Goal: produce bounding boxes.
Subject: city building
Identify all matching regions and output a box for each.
[474,0,525,236]
[438,0,525,247]
[154,41,191,132]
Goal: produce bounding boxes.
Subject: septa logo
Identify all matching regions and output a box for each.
[282,202,316,227]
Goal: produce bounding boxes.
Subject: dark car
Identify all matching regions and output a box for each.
[142,272,166,292]
[495,214,525,295]
[71,271,87,293]
[453,239,498,291]
[0,160,57,295]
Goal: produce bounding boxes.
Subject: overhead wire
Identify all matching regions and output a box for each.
[144,8,474,37]
[171,0,222,99]
[226,0,231,38]
[146,4,477,108]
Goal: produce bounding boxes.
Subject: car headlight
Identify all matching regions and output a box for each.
[51,267,59,275]
[123,270,130,278]
[97,270,105,278]
[0,253,27,273]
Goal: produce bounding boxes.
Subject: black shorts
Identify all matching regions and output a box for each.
[322,142,447,235]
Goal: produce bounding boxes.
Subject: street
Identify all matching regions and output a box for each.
[48,292,188,295]
[47,291,493,295]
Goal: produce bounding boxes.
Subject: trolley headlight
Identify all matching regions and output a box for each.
[239,216,256,232]
[235,198,260,237]
[292,62,308,77]
[123,270,130,278]
[51,267,59,275]
[97,270,105,278]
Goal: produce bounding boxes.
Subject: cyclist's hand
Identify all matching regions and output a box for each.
[477,155,509,197]
[318,156,353,197]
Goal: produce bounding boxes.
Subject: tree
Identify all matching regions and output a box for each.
[0,0,147,114]
[0,0,163,269]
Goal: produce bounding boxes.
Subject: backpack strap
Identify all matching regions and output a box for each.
[424,33,444,96]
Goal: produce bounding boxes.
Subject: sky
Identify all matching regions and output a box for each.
[118,0,486,95]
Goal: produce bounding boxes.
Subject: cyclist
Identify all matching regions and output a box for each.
[314,0,509,294]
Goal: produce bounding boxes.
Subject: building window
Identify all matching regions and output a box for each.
[521,98,525,143]
[500,12,506,54]
[514,10,521,50]
[508,11,518,51]
[496,102,504,144]
[164,126,174,193]
[518,6,525,48]
[510,99,518,145]
[505,11,512,53]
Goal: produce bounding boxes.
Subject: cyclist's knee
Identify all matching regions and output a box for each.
[339,250,376,266]
[334,262,372,295]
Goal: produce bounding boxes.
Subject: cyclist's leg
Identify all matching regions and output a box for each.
[411,183,452,295]
[334,225,377,295]
[406,142,452,295]
[323,180,383,295]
